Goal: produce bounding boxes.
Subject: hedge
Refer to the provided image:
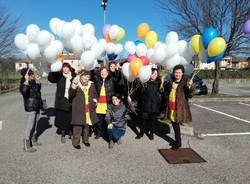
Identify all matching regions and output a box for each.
[197,70,250,79]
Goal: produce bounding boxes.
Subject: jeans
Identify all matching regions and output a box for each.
[107,128,125,141]
[95,114,106,136]
[25,111,39,140]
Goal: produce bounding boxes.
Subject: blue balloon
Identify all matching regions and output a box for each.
[134,40,144,46]
[107,54,118,61]
[202,27,218,49]
[207,51,224,63]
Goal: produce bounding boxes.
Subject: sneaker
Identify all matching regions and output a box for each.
[73,145,81,149]
[83,142,90,147]
[109,140,114,149]
[135,134,143,139]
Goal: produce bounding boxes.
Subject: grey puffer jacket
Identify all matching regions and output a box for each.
[105,102,127,130]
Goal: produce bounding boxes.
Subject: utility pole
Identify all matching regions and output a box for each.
[101,0,108,25]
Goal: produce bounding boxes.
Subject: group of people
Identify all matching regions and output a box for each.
[20,60,194,153]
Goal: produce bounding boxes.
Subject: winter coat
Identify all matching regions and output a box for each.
[105,102,127,130]
[69,82,98,126]
[93,75,115,104]
[138,78,162,114]
[19,79,42,112]
[163,75,194,123]
[48,71,76,111]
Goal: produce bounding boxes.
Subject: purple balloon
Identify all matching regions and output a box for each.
[243,19,250,34]
[102,24,111,37]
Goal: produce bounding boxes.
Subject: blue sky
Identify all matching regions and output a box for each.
[6,0,171,43]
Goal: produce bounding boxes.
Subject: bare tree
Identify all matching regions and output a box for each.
[156,0,250,94]
[0,2,19,58]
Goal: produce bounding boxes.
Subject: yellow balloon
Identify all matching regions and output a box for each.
[208,37,226,57]
[137,23,150,38]
[115,27,125,42]
[189,34,203,54]
[130,58,143,77]
[145,31,158,48]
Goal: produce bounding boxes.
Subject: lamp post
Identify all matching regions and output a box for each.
[101,0,108,25]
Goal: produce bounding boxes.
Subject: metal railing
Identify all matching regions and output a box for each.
[0,72,21,93]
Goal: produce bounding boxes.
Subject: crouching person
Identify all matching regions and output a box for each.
[69,70,98,149]
[106,94,127,149]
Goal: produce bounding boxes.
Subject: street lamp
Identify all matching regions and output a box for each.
[101,0,108,25]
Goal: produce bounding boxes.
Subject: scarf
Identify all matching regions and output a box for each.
[96,79,107,114]
[167,82,179,122]
[63,72,72,99]
[80,82,92,125]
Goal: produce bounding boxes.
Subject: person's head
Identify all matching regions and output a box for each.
[173,64,185,82]
[100,67,109,79]
[28,70,35,81]
[62,63,71,75]
[79,70,91,85]
[150,68,158,81]
[109,62,116,72]
[111,94,122,106]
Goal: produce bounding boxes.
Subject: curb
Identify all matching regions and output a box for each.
[190,96,250,102]
[0,86,18,95]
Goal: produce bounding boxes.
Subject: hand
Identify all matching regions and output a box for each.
[127,95,132,104]
[107,123,113,129]
[187,80,193,88]
[72,75,80,85]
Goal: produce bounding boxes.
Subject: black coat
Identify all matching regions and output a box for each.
[48,71,76,111]
[138,78,162,114]
[19,79,42,112]
[93,75,114,104]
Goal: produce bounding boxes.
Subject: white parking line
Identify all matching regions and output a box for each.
[199,132,250,138]
[193,104,250,124]
[0,121,2,130]
[239,102,250,107]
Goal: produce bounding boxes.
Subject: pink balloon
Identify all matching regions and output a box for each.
[127,54,136,62]
[102,24,111,37]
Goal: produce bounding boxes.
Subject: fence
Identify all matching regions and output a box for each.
[0,72,21,93]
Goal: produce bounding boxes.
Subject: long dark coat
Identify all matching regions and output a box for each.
[138,78,162,114]
[69,82,98,126]
[48,71,76,130]
[163,75,194,123]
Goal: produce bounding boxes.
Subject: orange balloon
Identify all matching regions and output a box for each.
[137,23,150,38]
[57,55,64,62]
[105,32,113,43]
[130,58,143,77]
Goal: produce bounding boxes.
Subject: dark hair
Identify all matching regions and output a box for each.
[151,68,158,73]
[109,62,116,67]
[78,69,91,77]
[100,66,109,72]
[112,93,122,100]
[62,63,72,70]
[173,64,185,74]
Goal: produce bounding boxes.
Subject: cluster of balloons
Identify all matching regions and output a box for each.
[14,24,63,61]
[123,30,195,83]
[14,18,125,71]
[243,19,250,35]
[102,24,126,43]
[190,27,226,63]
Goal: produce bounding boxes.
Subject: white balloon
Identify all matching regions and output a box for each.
[82,33,96,50]
[91,43,105,57]
[114,43,123,55]
[36,30,52,47]
[63,38,73,51]
[26,24,40,43]
[165,54,181,70]
[49,17,60,34]
[109,25,120,39]
[62,22,75,39]
[198,49,207,63]
[182,46,194,63]
[80,50,96,71]
[50,61,63,72]
[184,64,194,75]
[136,43,147,57]
[44,44,58,61]
[106,42,115,54]
[98,38,107,49]
[82,23,95,35]
[51,40,63,54]
[179,56,189,65]
[14,33,29,51]
[71,19,82,35]
[177,40,187,55]
[147,48,154,60]
[165,42,178,58]
[154,41,166,49]
[26,43,40,60]
[139,65,152,83]
[165,31,179,44]
[71,35,83,54]
[55,20,65,37]
[122,62,134,81]
[125,41,136,55]
[152,46,167,64]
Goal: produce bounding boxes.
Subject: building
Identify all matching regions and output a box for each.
[15,60,30,71]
